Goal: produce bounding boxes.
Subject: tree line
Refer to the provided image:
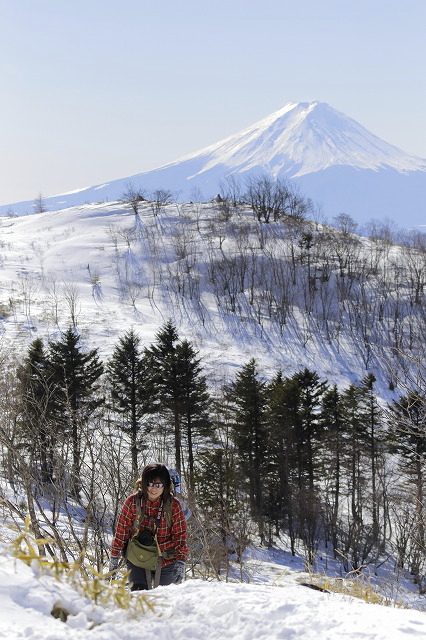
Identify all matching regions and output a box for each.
[0,320,425,591]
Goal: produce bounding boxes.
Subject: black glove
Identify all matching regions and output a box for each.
[108,556,120,574]
[173,560,185,584]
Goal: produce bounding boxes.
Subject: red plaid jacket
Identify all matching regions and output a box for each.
[111,494,188,566]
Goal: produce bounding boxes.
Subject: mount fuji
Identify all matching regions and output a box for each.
[2,101,426,228]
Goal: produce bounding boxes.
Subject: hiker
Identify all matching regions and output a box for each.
[109,463,188,590]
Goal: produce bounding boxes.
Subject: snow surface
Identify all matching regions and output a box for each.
[1,546,426,640]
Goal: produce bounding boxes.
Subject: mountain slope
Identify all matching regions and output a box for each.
[0,199,423,403]
[2,102,426,227]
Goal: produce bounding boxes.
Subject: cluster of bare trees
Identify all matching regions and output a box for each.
[121,181,174,217]
[245,176,313,223]
[111,181,426,392]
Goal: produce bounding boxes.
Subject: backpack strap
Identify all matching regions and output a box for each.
[137,498,163,590]
[145,559,162,590]
[129,493,143,539]
[130,494,164,535]
[153,559,162,588]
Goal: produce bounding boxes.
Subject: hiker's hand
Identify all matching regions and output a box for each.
[108,556,119,574]
[173,560,185,584]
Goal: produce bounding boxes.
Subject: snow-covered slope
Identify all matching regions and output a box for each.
[0,198,418,403]
[1,546,425,640]
[2,102,426,228]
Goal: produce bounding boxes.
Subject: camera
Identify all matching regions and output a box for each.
[137,529,155,545]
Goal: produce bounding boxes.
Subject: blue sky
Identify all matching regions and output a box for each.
[1,0,425,204]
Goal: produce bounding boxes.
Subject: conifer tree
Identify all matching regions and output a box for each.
[265,371,300,552]
[292,368,328,491]
[144,319,180,410]
[175,339,211,489]
[107,329,153,478]
[387,391,426,583]
[319,384,346,552]
[17,338,56,484]
[360,373,383,546]
[195,444,250,575]
[227,358,267,540]
[339,382,372,569]
[48,328,104,495]
[144,320,211,479]
[388,391,426,487]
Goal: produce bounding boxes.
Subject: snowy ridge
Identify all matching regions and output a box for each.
[172,101,426,177]
[1,101,426,229]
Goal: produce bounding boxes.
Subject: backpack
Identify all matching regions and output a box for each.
[168,468,192,520]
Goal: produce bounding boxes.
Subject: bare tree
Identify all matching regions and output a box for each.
[219,175,244,219]
[245,175,276,223]
[121,181,146,215]
[151,188,173,216]
[33,193,47,214]
[62,282,81,327]
[115,224,137,251]
[18,271,39,321]
[401,231,426,306]
[246,176,311,223]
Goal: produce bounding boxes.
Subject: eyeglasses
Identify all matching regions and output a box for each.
[147,481,164,488]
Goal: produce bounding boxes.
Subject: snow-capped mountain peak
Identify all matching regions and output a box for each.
[1,101,426,227]
[174,101,426,178]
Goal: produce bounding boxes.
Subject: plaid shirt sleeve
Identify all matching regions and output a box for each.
[158,497,188,563]
[110,495,136,558]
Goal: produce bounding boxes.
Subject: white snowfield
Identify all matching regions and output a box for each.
[0,551,425,640]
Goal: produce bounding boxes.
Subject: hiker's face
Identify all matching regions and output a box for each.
[147,478,165,501]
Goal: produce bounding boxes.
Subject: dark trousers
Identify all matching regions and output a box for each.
[127,560,176,591]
